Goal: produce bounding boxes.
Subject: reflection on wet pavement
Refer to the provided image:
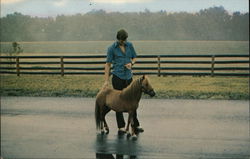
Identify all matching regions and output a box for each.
[96,153,136,159]
[95,133,138,159]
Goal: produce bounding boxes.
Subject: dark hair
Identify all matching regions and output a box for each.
[116,29,128,40]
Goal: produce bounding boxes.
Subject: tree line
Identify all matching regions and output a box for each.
[0,6,249,42]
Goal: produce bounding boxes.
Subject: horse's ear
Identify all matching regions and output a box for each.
[139,75,145,83]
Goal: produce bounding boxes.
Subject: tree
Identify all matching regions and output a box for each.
[0,7,248,41]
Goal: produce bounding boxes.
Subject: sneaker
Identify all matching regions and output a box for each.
[135,127,144,133]
[118,128,126,135]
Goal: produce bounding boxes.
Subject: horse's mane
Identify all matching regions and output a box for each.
[120,77,143,101]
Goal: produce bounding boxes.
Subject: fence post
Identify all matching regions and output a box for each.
[60,57,64,77]
[211,55,215,77]
[16,57,20,76]
[157,55,161,77]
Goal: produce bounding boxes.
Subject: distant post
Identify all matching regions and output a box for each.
[211,55,215,77]
[60,57,64,76]
[16,57,20,76]
[157,55,161,77]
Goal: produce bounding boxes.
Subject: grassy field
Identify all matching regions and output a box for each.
[0,41,249,55]
[0,75,249,100]
[1,41,249,100]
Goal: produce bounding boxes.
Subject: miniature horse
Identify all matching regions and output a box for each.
[95,75,155,138]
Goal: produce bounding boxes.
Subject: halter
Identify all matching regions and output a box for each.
[139,76,155,96]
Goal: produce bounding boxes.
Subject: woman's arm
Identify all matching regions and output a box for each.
[104,62,111,86]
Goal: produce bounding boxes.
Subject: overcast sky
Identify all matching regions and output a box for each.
[1,0,249,17]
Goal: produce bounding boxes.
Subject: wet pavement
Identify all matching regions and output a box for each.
[1,97,249,159]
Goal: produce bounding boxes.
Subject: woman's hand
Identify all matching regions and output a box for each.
[124,63,132,70]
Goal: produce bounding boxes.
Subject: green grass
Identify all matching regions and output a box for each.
[1,41,249,55]
[1,75,249,100]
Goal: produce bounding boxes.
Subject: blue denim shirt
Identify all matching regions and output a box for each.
[106,41,137,80]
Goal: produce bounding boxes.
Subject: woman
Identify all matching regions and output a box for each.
[103,29,144,134]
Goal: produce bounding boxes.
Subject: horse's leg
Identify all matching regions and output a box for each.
[126,111,135,138]
[130,113,135,136]
[126,113,131,137]
[130,111,137,140]
[103,105,111,134]
[99,105,105,134]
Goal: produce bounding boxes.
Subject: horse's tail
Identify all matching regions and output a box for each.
[95,101,101,130]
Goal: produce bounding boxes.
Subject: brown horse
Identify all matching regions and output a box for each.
[95,75,155,138]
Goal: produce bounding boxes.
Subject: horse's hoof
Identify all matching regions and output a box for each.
[126,133,131,138]
[101,130,105,135]
[131,134,137,140]
[105,129,109,134]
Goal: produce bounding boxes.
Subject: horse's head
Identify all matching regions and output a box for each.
[140,75,155,97]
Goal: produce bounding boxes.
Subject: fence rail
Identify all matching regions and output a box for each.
[0,54,249,77]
